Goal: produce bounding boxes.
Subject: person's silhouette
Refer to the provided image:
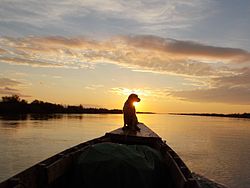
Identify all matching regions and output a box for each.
[123,94,140,131]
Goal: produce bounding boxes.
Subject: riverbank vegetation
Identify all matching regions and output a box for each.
[0,95,122,114]
[0,95,154,114]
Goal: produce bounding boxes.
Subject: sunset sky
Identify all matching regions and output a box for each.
[0,0,250,113]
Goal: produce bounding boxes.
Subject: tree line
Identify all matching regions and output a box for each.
[0,95,122,114]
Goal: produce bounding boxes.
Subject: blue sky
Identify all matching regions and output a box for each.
[0,0,249,49]
[0,0,250,112]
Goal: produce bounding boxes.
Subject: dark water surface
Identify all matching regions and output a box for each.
[0,114,249,188]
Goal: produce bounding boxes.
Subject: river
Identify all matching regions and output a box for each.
[0,114,249,188]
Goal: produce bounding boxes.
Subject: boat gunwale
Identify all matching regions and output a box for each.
[0,124,201,188]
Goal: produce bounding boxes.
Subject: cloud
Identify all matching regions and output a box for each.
[52,75,62,79]
[211,68,250,87]
[0,48,6,54]
[1,35,250,104]
[110,87,170,99]
[84,84,104,90]
[0,77,21,87]
[169,67,250,104]
[0,87,30,97]
[79,0,210,27]
[0,77,29,97]
[123,35,250,62]
[1,34,250,104]
[171,86,250,105]
[1,35,250,78]
[0,57,69,68]
[111,87,151,97]
[0,87,19,95]
[0,0,212,36]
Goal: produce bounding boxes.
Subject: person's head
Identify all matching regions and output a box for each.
[128,94,141,103]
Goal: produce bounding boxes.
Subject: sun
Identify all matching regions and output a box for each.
[133,102,139,107]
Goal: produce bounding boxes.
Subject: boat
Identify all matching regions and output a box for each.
[0,123,201,188]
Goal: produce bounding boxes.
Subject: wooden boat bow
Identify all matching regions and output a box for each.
[0,123,201,188]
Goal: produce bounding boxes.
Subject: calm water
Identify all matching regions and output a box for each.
[0,114,249,188]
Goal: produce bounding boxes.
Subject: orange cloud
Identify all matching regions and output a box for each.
[0,48,6,54]
[123,35,250,61]
[0,35,250,78]
[0,78,30,97]
[1,35,250,104]
[0,77,21,87]
[110,87,171,99]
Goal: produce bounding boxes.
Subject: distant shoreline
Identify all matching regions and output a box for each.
[0,95,155,115]
[137,112,155,114]
[169,113,250,119]
[0,111,155,115]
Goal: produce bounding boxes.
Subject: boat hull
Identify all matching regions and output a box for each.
[0,123,201,188]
